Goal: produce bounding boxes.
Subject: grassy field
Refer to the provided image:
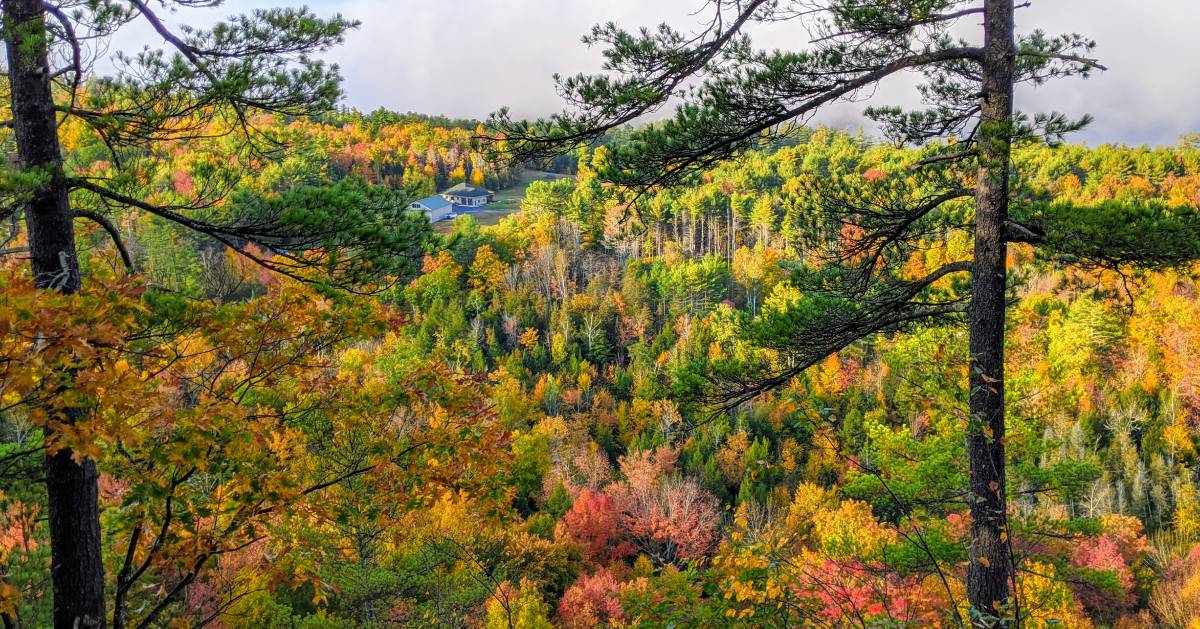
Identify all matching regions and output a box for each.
[433,169,569,233]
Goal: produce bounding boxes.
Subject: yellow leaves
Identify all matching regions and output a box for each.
[428,404,455,433]
[468,245,507,294]
[978,556,990,567]
[720,573,771,621]
[814,354,847,395]
[1165,416,1199,459]
[1174,483,1200,541]
[112,358,131,377]
[486,579,553,629]
[266,429,301,462]
[726,578,770,605]
[728,504,752,545]
[0,272,147,446]
[1016,561,1094,629]
[311,582,330,607]
[338,346,372,374]
[0,582,17,617]
[0,252,517,620]
[70,441,104,464]
[777,438,801,475]
[715,432,750,483]
[655,349,672,369]
[811,499,896,560]
[518,327,539,351]
[783,482,834,541]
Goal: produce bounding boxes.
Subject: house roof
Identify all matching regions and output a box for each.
[442,183,492,198]
[412,195,452,211]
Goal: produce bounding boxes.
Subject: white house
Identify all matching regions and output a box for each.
[409,183,496,223]
[409,194,454,222]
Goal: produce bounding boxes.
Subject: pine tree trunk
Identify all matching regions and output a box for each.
[4,1,107,626]
[966,0,1015,624]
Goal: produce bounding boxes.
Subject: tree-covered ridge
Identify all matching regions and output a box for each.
[46,107,520,299]
[491,1,1173,619]
[385,133,1200,627]
[11,128,1200,626]
[295,113,522,194]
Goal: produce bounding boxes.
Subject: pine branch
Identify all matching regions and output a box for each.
[712,260,973,410]
[74,209,133,270]
[1015,51,1107,72]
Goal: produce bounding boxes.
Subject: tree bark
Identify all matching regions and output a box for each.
[966,0,1015,624]
[4,0,107,626]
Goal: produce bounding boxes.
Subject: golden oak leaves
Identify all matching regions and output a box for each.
[0,268,148,460]
[0,261,507,618]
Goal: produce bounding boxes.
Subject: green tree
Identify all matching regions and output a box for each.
[748,194,776,246]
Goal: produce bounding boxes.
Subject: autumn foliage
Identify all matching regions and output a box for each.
[6,124,1200,626]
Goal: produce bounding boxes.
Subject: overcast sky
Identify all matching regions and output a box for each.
[120,1,1198,146]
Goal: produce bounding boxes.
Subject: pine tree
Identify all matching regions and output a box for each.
[589,330,615,366]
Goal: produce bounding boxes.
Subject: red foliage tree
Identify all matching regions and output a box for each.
[1072,534,1136,613]
[1069,515,1148,617]
[557,568,625,629]
[605,448,720,566]
[555,489,632,564]
[805,559,943,627]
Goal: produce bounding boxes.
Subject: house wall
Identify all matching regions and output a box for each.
[412,202,452,222]
[425,205,452,222]
[444,195,486,207]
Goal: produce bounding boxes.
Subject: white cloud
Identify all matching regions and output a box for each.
[109,0,1200,145]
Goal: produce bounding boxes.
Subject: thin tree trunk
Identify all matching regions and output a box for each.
[4,1,107,626]
[966,0,1015,624]
[729,203,736,260]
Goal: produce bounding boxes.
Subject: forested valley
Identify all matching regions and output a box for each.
[6,1,1200,628]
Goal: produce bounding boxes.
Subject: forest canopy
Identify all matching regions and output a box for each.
[4,1,1200,628]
